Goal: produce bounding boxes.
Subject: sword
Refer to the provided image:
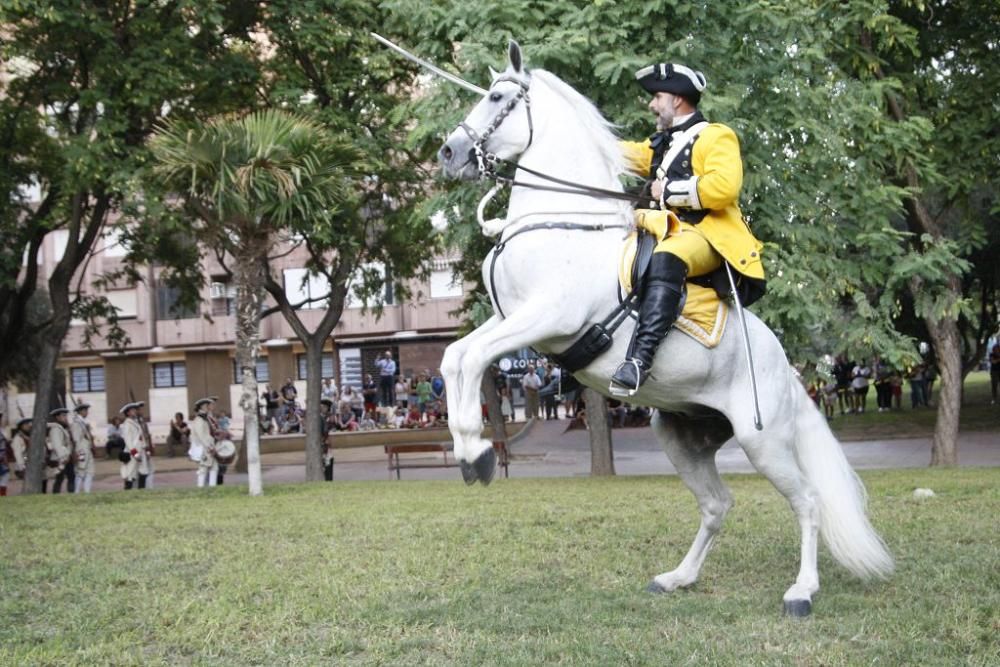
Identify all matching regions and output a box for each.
[725,262,764,431]
[370,32,488,96]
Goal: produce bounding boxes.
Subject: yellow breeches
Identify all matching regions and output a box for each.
[654,221,722,278]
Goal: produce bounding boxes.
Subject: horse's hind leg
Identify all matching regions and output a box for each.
[734,411,820,617]
[648,410,734,593]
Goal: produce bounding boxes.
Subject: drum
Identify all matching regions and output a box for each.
[215,439,237,465]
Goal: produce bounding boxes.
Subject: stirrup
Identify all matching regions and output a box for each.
[609,359,643,398]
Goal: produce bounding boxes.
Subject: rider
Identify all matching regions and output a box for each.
[610,63,766,394]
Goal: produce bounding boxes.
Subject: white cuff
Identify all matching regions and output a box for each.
[665,177,702,209]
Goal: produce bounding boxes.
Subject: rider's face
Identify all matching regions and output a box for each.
[649,92,679,130]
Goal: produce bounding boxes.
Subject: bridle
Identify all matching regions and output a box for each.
[458,72,646,205]
[458,73,534,178]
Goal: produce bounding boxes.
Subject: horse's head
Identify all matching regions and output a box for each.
[439,41,532,180]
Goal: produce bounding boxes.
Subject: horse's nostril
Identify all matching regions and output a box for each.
[441,144,453,161]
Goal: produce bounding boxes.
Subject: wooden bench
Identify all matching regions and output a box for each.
[385,441,510,480]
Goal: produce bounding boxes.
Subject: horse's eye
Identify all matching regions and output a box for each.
[489,92,503,103]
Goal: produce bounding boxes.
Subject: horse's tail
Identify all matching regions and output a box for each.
[791,379,894,580]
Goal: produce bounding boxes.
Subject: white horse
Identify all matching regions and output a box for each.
[437,42,892,616]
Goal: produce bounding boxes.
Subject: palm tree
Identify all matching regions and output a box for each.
[150,110,357,495]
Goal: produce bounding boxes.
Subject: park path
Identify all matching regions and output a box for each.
[8,419,998,494]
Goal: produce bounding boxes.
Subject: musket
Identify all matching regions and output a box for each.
[370,32,488,96]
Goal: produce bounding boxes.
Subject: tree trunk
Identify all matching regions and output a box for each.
[583,388,615,476]
[303,341,325,481]
[234,246,266,496]
[481,372,508,448]
[24,338,60,494]
[926,315,962,466]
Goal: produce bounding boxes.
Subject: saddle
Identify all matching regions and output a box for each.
[619,231,729,348]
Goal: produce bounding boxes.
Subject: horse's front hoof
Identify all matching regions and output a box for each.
[646,580,668,594]
[783,599,812,617]
[473,446,497,486]
[460,460,478,485]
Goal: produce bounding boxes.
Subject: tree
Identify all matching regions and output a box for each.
[584,388,616,476]
[383,0,994,466]
[247,2,443,481]
[149,110,358,496]
[0,0,258,493]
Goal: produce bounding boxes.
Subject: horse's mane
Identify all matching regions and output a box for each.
[529,69,626,184]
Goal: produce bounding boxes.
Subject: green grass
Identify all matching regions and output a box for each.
[830,370,999,441]
[2,470,998,665]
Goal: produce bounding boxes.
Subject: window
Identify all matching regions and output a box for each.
[345,262,394,309]
[283,268,329,310]
[105,289,138,319]
[430,268,463,298]
[102,226,128,258]
[71,366,105,392]
[233,358,270,384]
[209,279,236,316]
[152,362,187,388]
[296,353,335,380]
[156,285,198,320]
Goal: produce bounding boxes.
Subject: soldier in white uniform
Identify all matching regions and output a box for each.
[71,402,97,494]
[190,397,218,487]
[47,408,74,494]
[119,402,151,490]
[9,418,32,491]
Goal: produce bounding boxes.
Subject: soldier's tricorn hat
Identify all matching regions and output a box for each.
[194,397,216,411]
[16,417,32,428]
[634,63,707,104]
[119,401,144,414]
[73,402,91,412]
[49,407,70,418]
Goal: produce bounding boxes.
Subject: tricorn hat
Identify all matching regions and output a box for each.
[73,402,91,412]
[194,397,215,411]
[119,401,144,414]
[634,63,706,104]
[49,407,70,418]
[16,417,32,428]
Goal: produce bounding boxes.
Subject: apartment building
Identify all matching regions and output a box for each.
[4,226,469,434]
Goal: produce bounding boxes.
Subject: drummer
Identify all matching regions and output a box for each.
[191,397,219,488]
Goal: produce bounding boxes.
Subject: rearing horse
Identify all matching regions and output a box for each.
[437,41,892,616]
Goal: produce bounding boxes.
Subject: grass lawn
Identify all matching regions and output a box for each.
[2,469,998,665]
[829,370,999,441]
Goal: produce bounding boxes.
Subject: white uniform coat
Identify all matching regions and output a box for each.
[71,414,96,477]
[190,414,217,468]
[119,417,150,480]
[46,421,72,480]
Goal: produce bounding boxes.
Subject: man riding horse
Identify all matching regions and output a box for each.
[611,63,766,395]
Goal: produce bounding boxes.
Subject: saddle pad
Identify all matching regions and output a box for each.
[618,232,729,348]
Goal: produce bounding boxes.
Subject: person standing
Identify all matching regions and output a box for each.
[362,374,378,415]
[521,364,541,419]
[10,418,31,490]
[190,398,218,488]
[374,350,397,407]
[851,360,871,414]
[48,408,75,493]
[0,429,10,497]
[320,397,335,481]
[416,374,433,416]
[321,378,338,403]
[119,402,150,490]
[70,403,97,494]
[611,62,765,394]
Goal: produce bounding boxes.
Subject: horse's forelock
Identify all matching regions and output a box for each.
[528,69,626,180]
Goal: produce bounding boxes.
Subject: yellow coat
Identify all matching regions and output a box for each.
[621,123,765,283]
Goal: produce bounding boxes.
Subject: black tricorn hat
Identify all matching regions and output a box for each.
[635,63,707,104]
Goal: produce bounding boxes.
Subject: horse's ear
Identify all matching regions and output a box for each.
[488,66,501,81]
[508,39,523,73]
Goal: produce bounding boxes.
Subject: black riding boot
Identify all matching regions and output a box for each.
[610,252,687,395]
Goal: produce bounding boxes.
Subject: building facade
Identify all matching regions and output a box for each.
[3,226,470,437]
